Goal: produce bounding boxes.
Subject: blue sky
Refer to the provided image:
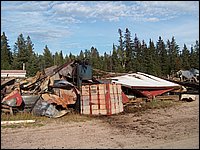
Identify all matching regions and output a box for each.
[1,1,199,56]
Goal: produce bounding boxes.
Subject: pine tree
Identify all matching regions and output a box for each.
[193,40,199,69]
[65,54,70,63]
[112,44,121,72]
[118,28,125,70]
[124,28,134,72]
[78,50,85,61]
[90,46,100,69]
[27,52,40,77]
[1,32,12,69]
[140,40,148,73]
[134,34,142,72]
[69,52,76,61]
[102,52,110,71]
[146,39,157,75]
[189,40,199,69]
[43,45,54,68]
[59,50,64,65]
[156,36,167,76]
[53,52,59,65]
[181,44,190,70]
[13,33,28,70]
[166,37,180,74]
[26,36,38,76]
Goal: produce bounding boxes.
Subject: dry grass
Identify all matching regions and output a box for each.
[1,98,182,128]
[1,111,92,129]
[124,98,182,114]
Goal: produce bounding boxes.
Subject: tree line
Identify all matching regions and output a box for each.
[1,28,199,78]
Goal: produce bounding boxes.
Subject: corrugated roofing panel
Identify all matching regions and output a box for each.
[111,72,180,88]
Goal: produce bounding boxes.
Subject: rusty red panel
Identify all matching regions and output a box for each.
[122,92,129,104]
[2,90,22,106]
[41,93,68,108]
[139,88,175,99]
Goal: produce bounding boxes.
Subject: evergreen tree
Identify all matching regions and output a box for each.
[111,44,121,72]
[181,44,190,70]
[102,52,110,71]
[1,32,12,69]
[118,28,125,70]
[134,34,142,72]
[189,40,199,69]
[25,36,38,76]
[124,28,134,72]
[140,40,148,73]
[189,45,196,69]
[78,50,85,61]
[166,37,180,74]
[59,50,64,65]
[12,46,19,70]
[193,40,199,69]
[90,46,100,69]
[65,54,70,63]
[54,52,59,65]
[43,45,53,68]
[27,52,40,77]
[37,54,45,71]
[69,52,76,61]
[13,33,28,69]
[146,39,157,75]
[156,36,167,76]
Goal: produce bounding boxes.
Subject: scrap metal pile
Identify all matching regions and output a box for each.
[2,59,197,118]
[1,60,99,118]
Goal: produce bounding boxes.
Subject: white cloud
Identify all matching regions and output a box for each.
[2,1,198,26]
[1,1,198,54]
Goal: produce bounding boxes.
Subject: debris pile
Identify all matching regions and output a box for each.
[1,60,97,118]
[2,59,197,118]
[1,60,128,118]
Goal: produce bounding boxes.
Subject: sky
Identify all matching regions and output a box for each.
[1,1,199,56]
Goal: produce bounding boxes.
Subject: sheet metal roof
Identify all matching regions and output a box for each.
[110,72,180,89]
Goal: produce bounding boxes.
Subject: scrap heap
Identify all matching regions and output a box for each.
[1,60,97,118]
[1,60,129,118]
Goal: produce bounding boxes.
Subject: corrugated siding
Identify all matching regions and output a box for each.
[1,70,26,78]
[81,83,124,115]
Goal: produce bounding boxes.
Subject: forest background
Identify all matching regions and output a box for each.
[1,28,199,78]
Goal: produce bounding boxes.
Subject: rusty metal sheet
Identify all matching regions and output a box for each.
[58,61,75,77]
[44,65,58,76]
[59,89,77,104]
[39,76,50,93]
[1,90,23,106]
[1,78,16,88]
[41,93,69,108]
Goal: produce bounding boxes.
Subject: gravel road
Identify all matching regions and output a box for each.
[1,95,199,149]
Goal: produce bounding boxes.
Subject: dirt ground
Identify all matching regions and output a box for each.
[1,95,199,149]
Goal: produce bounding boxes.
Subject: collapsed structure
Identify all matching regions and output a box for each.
[2,60,192,118]
[1,60,128,117]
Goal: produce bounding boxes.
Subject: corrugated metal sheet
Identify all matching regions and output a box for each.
[110,72,182,99]
[111,72,181,89]
[81,83,124,115]
[1,70,26,78]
